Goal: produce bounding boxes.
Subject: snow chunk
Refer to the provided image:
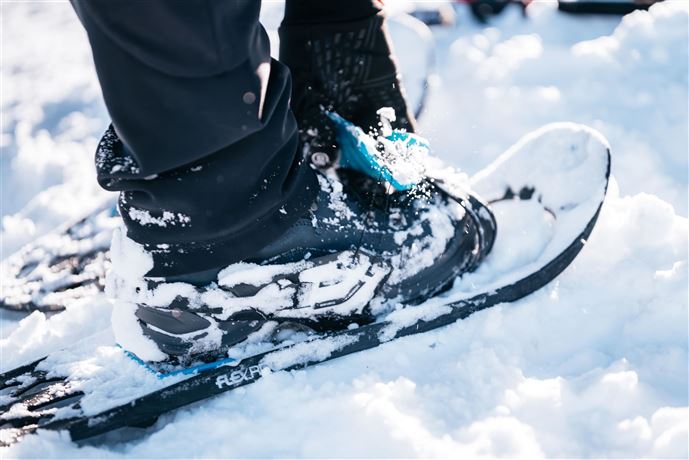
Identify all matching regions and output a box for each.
[127,208,190,227]
[111,301,167,362]
[261,334,358,370]
[107,227,153,282]
[218,261,306,288]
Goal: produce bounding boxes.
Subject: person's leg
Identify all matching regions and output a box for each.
[71,0,317,278]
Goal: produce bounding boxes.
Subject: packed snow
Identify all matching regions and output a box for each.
[1,0,687,458]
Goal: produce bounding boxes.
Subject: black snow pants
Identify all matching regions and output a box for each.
[70,0,382,278]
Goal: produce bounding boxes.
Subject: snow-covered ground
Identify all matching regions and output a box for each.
[1,0,687,457]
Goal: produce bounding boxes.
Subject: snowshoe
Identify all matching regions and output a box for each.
[0,199,118,312]
[0,122,609,446]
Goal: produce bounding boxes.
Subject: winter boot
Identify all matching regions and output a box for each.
[109,167,496,366]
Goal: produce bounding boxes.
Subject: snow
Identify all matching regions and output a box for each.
[424,0,688,217]
[1,0,687,457]
[111,301,167,363]
[126,208,191,228]
[0,1,110,258]
[328,110,432,190]
[218,261,305,288]
[470,122,610,210]
[450,123,610,291]
[481,199,555,273]
[108,228,153,282]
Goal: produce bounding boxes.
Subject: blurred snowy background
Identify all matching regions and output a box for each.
[1,0,687,457]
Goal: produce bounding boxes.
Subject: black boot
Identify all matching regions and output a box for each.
[110,168,495,365]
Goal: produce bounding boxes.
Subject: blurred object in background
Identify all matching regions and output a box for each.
[408,2,457,26]
[407,0,665,26]
[558,0,664,15]
[458,0,531,24]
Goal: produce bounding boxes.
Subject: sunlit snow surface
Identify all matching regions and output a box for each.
[1,0,687,457]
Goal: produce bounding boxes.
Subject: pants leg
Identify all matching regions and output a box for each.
[71,0,317,278]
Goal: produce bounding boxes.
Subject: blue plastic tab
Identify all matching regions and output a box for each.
[120,345,237,379]
[326,112,430,191]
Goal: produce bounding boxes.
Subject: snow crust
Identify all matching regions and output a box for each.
[111,301,167,363]
[126,208,190,228]
[1,1,687,458]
